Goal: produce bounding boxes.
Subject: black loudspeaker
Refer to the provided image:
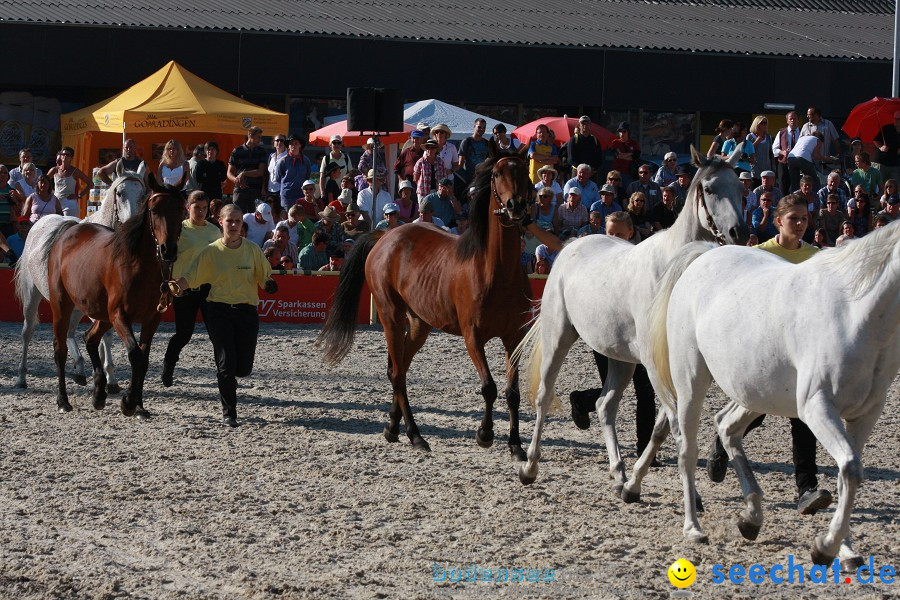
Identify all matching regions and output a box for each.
[347,87,404,132]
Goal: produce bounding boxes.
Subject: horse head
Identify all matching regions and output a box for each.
[106,172,146,225]
[689,145,750,245]
[146,173,184,265]
[486,138,532,224]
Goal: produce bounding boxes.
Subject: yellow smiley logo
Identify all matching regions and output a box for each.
[668,558,697,588]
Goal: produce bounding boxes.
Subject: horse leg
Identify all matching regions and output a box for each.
[676,363,713,544]
[717,403,766,541]
[66,310,88,386]
[51,302,75,413]
[16,283,42,389]
[596,359,637,495]
[462,334,498,450]
[129,318,160,420]
[109,312,142,418]
[381,311,430,450]
[519,319,580,485]
[100,328,121,394]
[83,320,113,410]
[382,316,430,444]
[623,409,670,503]
[501,333,527,462]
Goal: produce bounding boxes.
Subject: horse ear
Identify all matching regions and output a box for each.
[725,142,742,168]
[487,137,501,159]
[147,172,164,194]
[690,145,703,168]
[115,159,125,178]
[517,140,529,159]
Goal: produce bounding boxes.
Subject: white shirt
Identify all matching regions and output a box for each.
[800,119,839,154]
[357,187,393,222]
[412,216,446,228]
[438,143,458,180]
[268,151,287,193]
[772,128,799,158]
[789,136,819,161]
[243,212,274,246]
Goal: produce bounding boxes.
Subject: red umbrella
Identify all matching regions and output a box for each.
[308,120,414,147]
[841,97,900,142]
[510,116,616,147]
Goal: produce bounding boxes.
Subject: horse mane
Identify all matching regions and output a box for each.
[813,221,900,298]
[456,148,524,260]
[111,197,150,259]
[86,172,145,227]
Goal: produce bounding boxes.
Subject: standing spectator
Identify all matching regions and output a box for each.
[321,162,343,205]
[157,139,190,189]
[772,111,801,194]
[850,151,882,198]
[563,164,601,208]
[196,141,227,200]
[566,116,605,183]
[534,165,564,208]
[800,105,842,161]
[394,130,425,184]
[874,111,900,183]
[0,166,20,237]
[13,162,39,205]
[751,192,778,242]
[788,132,830,193]
[431,124,458,183]
[22,174,62,222]
[319,135,353,196]
[395,180,419,222]
[413,139,447,199]
[97,139,147,186]
[9,148,42,189]
[276,133,312,215]
[653,152,679,187]
[747,116,773,186]
[651,185,678,231]
[458,118,489,185]
[172,203,277,428]
[626,164,662,211]
[357,169,394,226]
[721,122,755,174]
[185,144,204,191]
[608,121,639,187]
[162,190,220,387]
[554,187,588,235]
[706,119,733,159]
[243,202,275,247]
[491,123,520,151]
[299,230,330,271]
[357,137,386,191]
[266,134,288,199]
[47,147,91,218]
[527,124,559,184]
[228,126,268,214]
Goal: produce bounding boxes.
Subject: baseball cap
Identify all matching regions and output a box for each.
[438,177,453,187]
[567,187,582,196]
[329,134,342,144]
[383,202,400,214]
[411,130,426,139]
[399,180,415,191]
[599,184,616,195]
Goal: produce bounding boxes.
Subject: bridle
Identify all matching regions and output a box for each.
[146,191,178,313]
[490,157,528,229]
[694,176,728,247]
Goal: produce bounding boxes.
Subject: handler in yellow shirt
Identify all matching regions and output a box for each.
[174,203,277,427]
[162,191,222,387]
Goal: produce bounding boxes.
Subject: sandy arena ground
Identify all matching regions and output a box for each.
[0,321,898,599]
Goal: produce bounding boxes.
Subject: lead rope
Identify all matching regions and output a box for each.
[697,185,728,246]
[145,192,177,313]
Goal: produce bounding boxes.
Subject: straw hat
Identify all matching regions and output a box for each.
[318,206,340,222]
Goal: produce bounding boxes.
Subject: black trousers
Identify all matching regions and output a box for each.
[787,156,816,193]
[232,187,258,215]
[205,302,259,419]
[580,351,656,454]
[164,284,210,366]
[740,414,819,494]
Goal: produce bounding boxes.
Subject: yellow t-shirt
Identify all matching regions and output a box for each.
[757,237,818,264]
[182,238,272,305]
[172,219,222,279]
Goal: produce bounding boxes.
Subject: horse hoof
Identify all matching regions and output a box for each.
[810,544,835,566]
[73,374,88,386]
[696,496,705,513]
[475,427,495,449]
[106,383,121,394]
[135,408,152,421]
[737,519,761,541]
[621,488,641,504]
[120,399,136,417]
[841,555,865,572]
[58,404,73,414]
[509,445,527,462]
[93,396,107,410]
[411,437,431,452]
[383,426,400,443]
[612,482,624,498]
[14,380,26,389]
[519,466,536,486]
[685,530,709,544]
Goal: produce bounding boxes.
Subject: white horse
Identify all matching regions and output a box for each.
[516,147,748,490]
[647,222,900,567]
[15,170,146,391]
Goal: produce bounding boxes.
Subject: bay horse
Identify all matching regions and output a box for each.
[44,174,183,417]
[318,140,533,457]
[644,222,900,567]
[516,146,748,490]
[15,169,146,391]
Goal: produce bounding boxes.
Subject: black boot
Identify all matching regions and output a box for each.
[569,389,599,430]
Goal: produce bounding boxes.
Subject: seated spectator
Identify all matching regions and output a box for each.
[328,188,352,220]
[812,227,829,248]
[739,172,758,224]
[751,192,778,242]
[315,206,344,255]
[527,124,559,184]
[817,170,849,212]
[563,164,600,208]
[850,151,882,198]
[578,210,604,236]
[605,211,637,243]
[874,214,891,229]
[396,180,419,222]
[670,169,691,212]
[318,250,344,272]
[875,194,899,223]
[625,192,652,240]
[534,165,563,208]
[753,170,783,205]
[651,186,678,231]
[412,198,446,228]
[879,179,897,210]
[605,170,627,205]
[626,164,662,211]
[653,151,679,187]
[450,210,469,235]
[5,215,29,259]
[848,188,874,236]
[375,202,405,230]
[358,169,393,226]
[835,220,855,246]
[553,187,589,237]
[276,204,316,249]
[420,177,461,227]
[795,175,820,241]
[590,184,623,220]
[533,188,557,232]
[341,200,370,239]
[819,193,846,244]
[534,243,557,274]
[262,224,299,264]
[243,202,274,246]
[299,231,330,271]
[297,180,324,221]
[520,237,535,275]
[746,233,759,247]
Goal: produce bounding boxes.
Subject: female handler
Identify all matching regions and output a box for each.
[161,191,221,387]
[172,203,278,427]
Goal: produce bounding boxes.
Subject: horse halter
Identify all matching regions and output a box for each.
[490,159,528,228]
[146,191,178,313]
[695,183,728,246]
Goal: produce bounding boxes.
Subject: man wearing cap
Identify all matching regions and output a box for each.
[608,122,640,188]
[653,151,680,187]
[395,130,425,185]
[535,165,563,208]
[626,164,661,212]
[875,111,900,183]
[413,197,446,228]
[266,134,288,199]
[413,139,448,200]
[590,184,623,221]
[739,171,757,224]
[358,169,393,226]
[554,187,589,235]
[566,116,604,183]
[243,202,275,247]
[668,169,691,212]
[422,177,462,226]
[275,134,312,214]
[876,194,900,222]
[772,111,801,195]
[458,118,489,184]
[753,170,783,207]
[563,164,601,209]
[376,203,405,230]
[228,126,268,214]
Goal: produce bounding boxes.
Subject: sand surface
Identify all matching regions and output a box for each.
[1,321,898,599]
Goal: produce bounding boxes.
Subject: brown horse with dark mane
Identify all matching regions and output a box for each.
[318,140,533,458]
[45,174,183,417]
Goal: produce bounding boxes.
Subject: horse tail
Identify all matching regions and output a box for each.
[509,313,561,414]
[649,242,715,412]
[316,230,383,365]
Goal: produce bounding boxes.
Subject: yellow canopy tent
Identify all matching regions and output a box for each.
[61,60,288,199]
